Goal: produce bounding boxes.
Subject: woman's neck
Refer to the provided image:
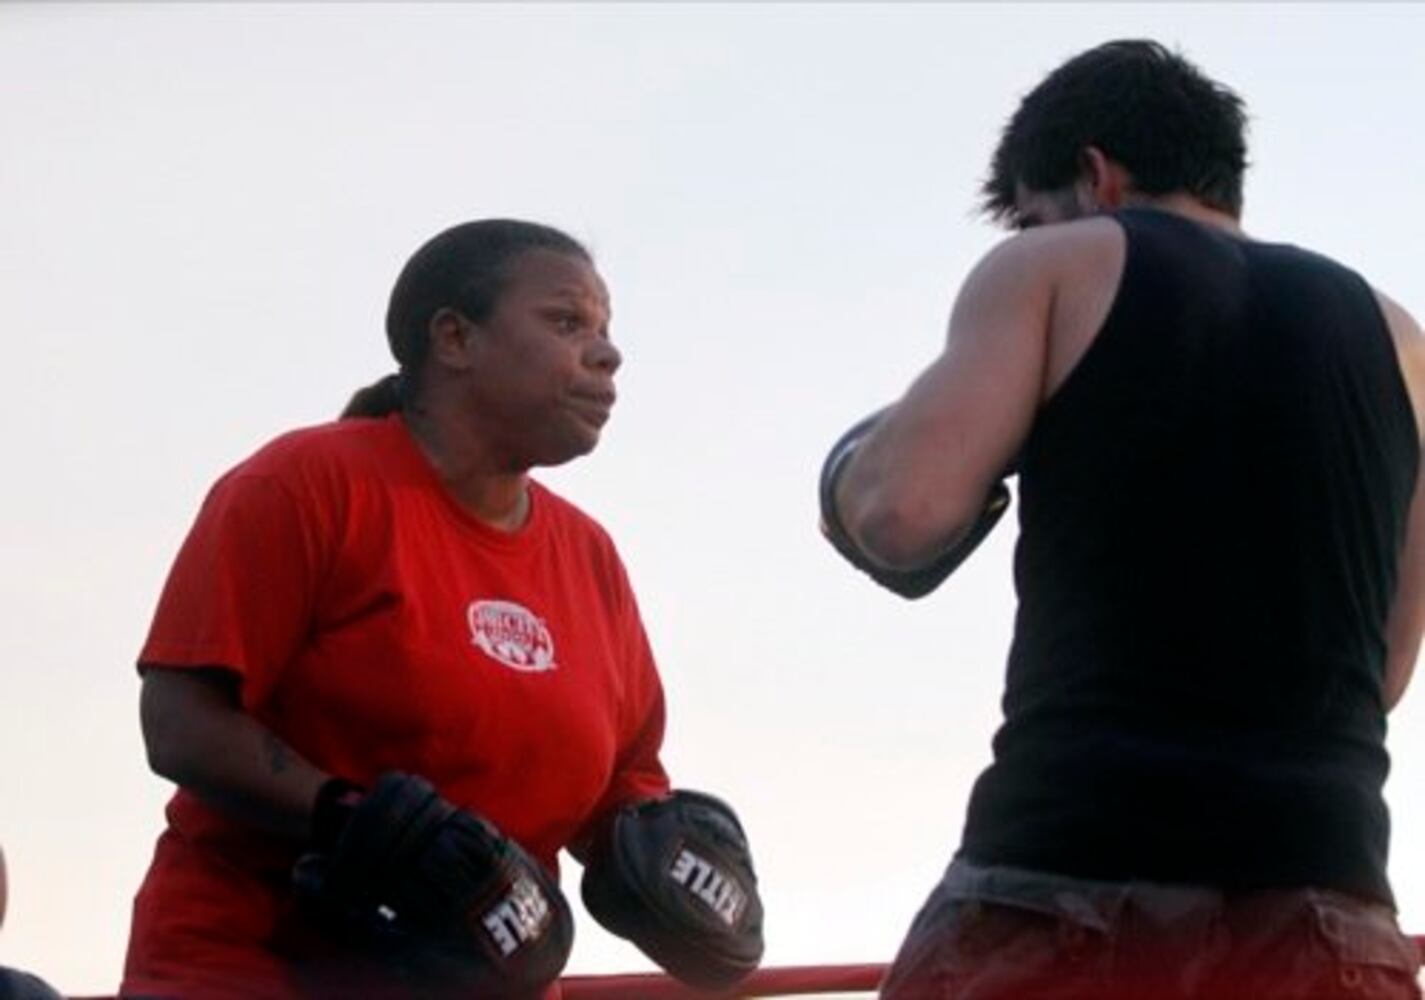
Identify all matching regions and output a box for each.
[401,406,530,532]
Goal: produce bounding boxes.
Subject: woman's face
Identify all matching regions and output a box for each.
[459,248,621,469]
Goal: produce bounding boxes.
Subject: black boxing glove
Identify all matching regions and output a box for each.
[0,968,63,1000]
[819,409,1010,599]
[581,790,763,990]
[293,772,573,998]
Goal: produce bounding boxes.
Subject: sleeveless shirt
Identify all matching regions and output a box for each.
[959,209,1418,904]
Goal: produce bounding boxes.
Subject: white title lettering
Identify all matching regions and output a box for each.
[667,847,746,926]
[481,876,553,957]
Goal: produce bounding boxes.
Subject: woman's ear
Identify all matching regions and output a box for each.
[427,308,476,372]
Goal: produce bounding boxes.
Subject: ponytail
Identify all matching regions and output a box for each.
[358,219,590,421]
[340,373,403,419]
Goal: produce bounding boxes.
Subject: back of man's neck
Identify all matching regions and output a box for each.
[1126,192,1244,236]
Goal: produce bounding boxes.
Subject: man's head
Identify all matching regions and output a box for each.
[983,40,1248,229]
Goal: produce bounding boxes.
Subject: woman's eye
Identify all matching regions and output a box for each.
[552,312,582,333]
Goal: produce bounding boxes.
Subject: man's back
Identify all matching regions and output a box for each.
[830,39,1425,998]
[960,208,1419,904]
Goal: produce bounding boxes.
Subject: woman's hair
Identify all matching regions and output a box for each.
[982,40,1249,226]
[341,219,591,419]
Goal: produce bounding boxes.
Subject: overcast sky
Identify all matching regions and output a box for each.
[2,3,1423,993]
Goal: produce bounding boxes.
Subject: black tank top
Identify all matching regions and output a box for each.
[958,209,1418,904]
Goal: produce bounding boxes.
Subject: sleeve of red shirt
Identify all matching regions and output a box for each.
[607,614,673,806]
[577,541,673,848]
[139,468,329,710]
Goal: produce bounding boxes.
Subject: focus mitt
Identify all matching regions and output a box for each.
[581,790,763,990]
[293,772,573,997]
[819,409,1010,599]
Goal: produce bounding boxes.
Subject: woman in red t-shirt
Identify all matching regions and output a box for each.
[123,221,689,999]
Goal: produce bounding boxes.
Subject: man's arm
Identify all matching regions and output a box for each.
[1385,471,1425,711]
[1377,290,1425,710]
[833,233,1053,569]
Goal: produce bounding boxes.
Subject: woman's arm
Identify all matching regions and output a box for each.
[140,667,329,839]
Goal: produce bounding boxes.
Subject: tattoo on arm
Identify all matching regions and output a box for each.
[263,731,293,776]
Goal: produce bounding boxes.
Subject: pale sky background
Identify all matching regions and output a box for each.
[2,3,1424,994]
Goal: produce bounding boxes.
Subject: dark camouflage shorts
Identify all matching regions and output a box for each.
[880,859,1422,999]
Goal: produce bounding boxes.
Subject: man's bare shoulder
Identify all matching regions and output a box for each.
[980,215,1124,264]
[961,217,1124,308]
[1376,287,1423,340]
[1374,288,1425,441]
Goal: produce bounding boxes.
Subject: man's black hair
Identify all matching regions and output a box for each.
[982,40,1248,225]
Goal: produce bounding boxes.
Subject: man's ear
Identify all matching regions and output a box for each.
[1078,146,1132,212]
[427,307,475,371]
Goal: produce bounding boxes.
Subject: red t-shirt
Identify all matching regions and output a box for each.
[123,415,670,999]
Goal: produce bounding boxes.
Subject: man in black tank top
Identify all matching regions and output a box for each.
[822,40,1425,999]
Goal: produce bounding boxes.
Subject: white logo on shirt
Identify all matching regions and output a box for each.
[467,600,557,672]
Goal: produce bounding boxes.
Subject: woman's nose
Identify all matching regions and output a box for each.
[588,336,622,376]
